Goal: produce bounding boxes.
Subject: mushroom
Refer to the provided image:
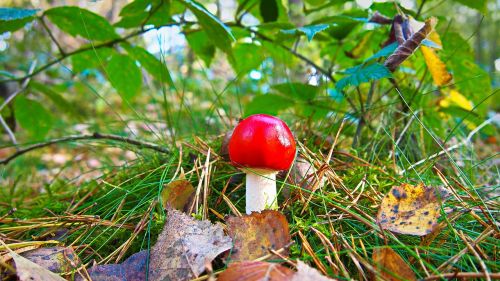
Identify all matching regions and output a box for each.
[228,114,296,214]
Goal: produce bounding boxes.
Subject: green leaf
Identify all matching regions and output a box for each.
[440,106,496,135]
[230,43,264,75]
[45,6,118,41]
[312,10,368,40]
[0,8,38,20]
[106,54,142,100]
[185,30,216,66]
[0,17,34,33]
[71,48,113,73]
[260,0,278,22]
[14,96,53,139]
[123,44,175,88]
[452,0,487,13]
[180,0,235,55]
[281,24,331,41]
[272,83,319,101]
[115,0,171,28]
[336,63,391,91]
[366,42,397,62]
[245,94,294,116]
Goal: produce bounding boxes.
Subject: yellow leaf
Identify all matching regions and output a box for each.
[376,183,450,236]
[421,46,452,86]
[439,89,473,111]
[372,247,417,281]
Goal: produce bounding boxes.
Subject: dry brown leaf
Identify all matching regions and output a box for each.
[377,183,450,235]
[161,179,195,212]
[218,261,295,281]
[291,261,334,281]
[21,247,78,274]
[76,250,147,281]
[288,156,327,191]
[372,247,416,281]
[421,46,452,86]
[8,250,65,281]
[226,210,291,263]
[149,208,232,281]
[384,18,436,71]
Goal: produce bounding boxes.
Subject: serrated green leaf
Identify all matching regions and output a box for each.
[180,0,235,56]
[230,43,264,75]
[281,24,331,41]
[0,8,38,21]
[336,63,391,91]
[123,44,174,88]
[260,0,278,22]
[45,6,118,41]
[106,54,142,100]
[14,96,53,139]
[272,83,319,101]
[71,48,113,73]
[185,30,215,67]
[245,94,294,116]
[452,0,487,13]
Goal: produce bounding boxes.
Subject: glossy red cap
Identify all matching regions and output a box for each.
[228,114,296,171]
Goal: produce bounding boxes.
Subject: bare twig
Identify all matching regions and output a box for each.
[0,61,37,112]
[423,272,500,280]
[39,16,66,55]
[0,115,17,145]
[0,132,169,165]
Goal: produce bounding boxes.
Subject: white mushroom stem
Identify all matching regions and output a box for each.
[244,168,278,214]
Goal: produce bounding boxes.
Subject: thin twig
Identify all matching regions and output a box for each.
[423,272,500,280]
[0,60,37,112]
[0,115,17,145]
[0,132,169,165]
[39,16,66,55]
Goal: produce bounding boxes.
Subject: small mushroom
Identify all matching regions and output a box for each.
[228,114,296,214]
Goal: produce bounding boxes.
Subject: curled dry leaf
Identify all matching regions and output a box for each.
[372,247,416,281]
[384,18,436,71]
[291,261,334,281]
[226,210,291,263]
[149,208,232,281]
[77,250,148,281]
[161,179,195,212]
[377,183,450,235]
[217,261,294,281]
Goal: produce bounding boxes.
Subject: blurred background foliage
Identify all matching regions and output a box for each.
[0,0,498,183]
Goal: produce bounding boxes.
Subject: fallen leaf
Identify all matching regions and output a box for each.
[218,261,294,281]
[377,183,450,235]
[21,246,78,274]
[78,250,148,281]
[372,247,417,281]
[288,156,326,191]
[438,89,473,111]
[7,250,66,281]
[421,46,452,86]
[291,261,334,281]
[149,208,232,281]
[161,179,195,212]
[226,210,291,263]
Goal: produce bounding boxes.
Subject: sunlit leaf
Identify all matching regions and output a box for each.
[45,6,118,41]
[230,42,265,75]
[106,54,142,100]
[377,183,450,236]
[453,0,487,13]
[421,46,452,86]
[281,24,331,41]
[161,179,195,212]
[15,96,54,139]
[272,83,319,101]
[185,30,216,67]
[245,94,294,116]
[71,47,113,73]
[123,44,175,88]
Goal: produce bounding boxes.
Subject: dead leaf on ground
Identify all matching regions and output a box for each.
[372,247,417,281]
[291,261,334,281]
[377,183,450,235]
[20,246,79,274]
[226,210,291,263]
[78,250,148,281]
[161,179,195,212]
[149,208,232,281]
[218,261,294,281]
[288,156,326,191]
[5,249,66,281]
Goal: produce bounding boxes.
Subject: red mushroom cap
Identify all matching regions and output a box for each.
[228,114,296,171]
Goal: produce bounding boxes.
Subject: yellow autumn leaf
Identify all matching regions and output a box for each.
[439,89,473,111]
[376,183,450,236]
[421,46,452,86]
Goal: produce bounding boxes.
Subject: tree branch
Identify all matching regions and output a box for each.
[0,115,17,146]
[0,132,169,165]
